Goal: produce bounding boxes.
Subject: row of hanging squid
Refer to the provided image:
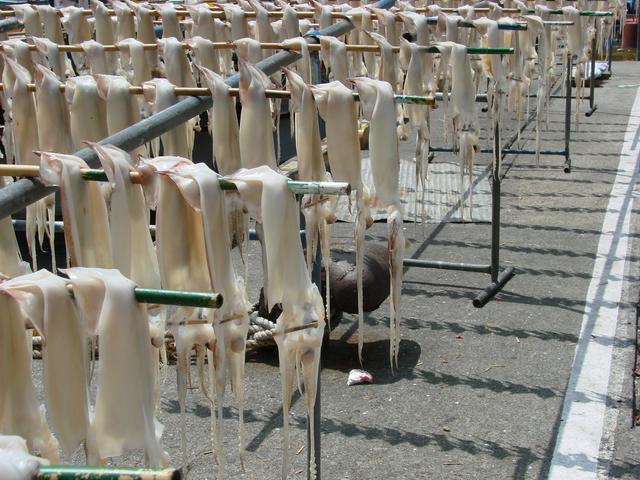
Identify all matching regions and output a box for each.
[0,0,617,478]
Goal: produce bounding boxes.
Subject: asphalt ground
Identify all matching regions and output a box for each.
[26,60,640,479]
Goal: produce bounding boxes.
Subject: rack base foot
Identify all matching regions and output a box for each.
[563,160,571,174]
[472,267,516,308]
[586,104,598,117]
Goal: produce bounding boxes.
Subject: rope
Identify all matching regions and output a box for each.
[246,312,278,350]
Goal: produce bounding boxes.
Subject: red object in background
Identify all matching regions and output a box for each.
[622,17,639,49]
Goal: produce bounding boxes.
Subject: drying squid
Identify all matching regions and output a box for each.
[318,36,349,86]
[126,0,159,73]
[89,144,160,289]
[0,285,59,463]
[0,177,30,278]
[235,38,264,65]
[347,8,376,78]
[32,38,67,82]
[282,37,312,84]
[95,75,145,158]
[365,31,405,138]
[223,5,249,42]
[2,40,35,80]
[248,0,278,50]
[399,38,430,220]
[311,81,369,363]
[275,0,302,39]
[352,77,404,368]
[117,38,153,86]
[112,1,136,43]
[2,270,91,459]
[238,60,277,169]
[12,5,42,39]
[34,66,72,156]
[0,435,48,478]
[187,4,217,40]
[136,156,214,468]
[442,42,479,217]
[36,5,64,44]
[312,0,333,30]
[195,65,246,259]
[91,0,115,45]
[166,162,252,474]
[39,152,113,269]
[284,68,334,322]
[143,79,194,158]
[34,65,74,272]
[81,41,112,76]
[188,36,221,81]
[158,37,197,89]
[64,267,168,468]
[231,166,325,480]
[61,7,93,73]
[160,3,183,40]
[473,17,507,174]
[365,31,400,90]
[90,0,118,74]
[563,6,588,127]
[434,41,455,144]
[524,15,550,162]
[4,58,45,270]
[370,7,400,45]
[65,76,108,150]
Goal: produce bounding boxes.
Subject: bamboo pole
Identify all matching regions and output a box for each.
[0,39,514,55]
[0,82,435,105]
[0,164,352,196]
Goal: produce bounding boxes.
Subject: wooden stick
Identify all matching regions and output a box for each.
[0,39,517,55]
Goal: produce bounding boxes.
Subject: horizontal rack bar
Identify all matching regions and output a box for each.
[428,146,567,156]
[0,164,351,196]
[0,40,513,56]
[0,82,435,105]
[133,287,222,309]
[403,258,492,273]
[36,466,181,480]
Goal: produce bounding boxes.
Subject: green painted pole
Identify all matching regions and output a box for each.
[133,288,223,309]
[80,170,350,196]
[37,465,181,480]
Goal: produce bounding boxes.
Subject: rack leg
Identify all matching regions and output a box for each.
[308,233,322,480]
[586,37,598,117]
[491,120,501,284]
[564,55,573,174]
[473,267,517,308]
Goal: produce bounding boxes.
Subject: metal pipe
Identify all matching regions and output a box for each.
[491,122,501,283]
[133,288,222,309]
[473,267,516,308]
[0,17,19,33]
[435,92,489,103]
[428,146,567,156]
[36,466,181,480]
[402,259,492,273]
[564,55,573,173]
[585,36,598,117]
[0,0,395,222]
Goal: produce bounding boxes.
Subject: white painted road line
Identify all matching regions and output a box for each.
[548,88,640,479]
